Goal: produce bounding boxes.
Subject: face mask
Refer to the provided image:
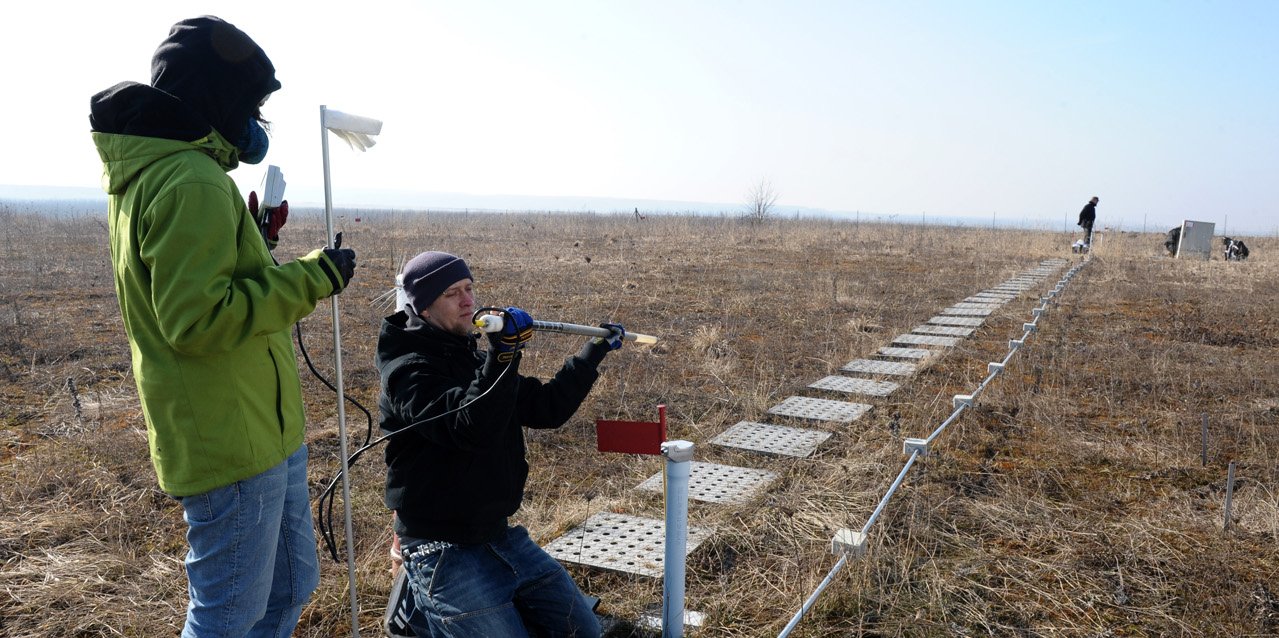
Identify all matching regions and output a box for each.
[238,119,269,164]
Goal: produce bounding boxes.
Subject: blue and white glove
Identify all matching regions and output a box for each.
[595,323,626,351]
[489,307,533,361]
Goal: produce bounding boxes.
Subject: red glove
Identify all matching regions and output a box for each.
[266,200,289,243]
[248,191,289,249]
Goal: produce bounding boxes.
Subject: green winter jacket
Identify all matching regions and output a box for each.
[92,121,343,496]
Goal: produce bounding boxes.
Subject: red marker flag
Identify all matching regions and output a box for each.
[596,405,667,455]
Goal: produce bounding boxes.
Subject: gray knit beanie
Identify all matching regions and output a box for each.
[396,251,473,316]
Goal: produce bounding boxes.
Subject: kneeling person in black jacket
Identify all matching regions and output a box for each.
[378,251,622,637]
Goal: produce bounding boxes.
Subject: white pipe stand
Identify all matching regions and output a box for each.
[662,440,694,638]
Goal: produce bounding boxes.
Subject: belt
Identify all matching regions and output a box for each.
[404,538,455,559]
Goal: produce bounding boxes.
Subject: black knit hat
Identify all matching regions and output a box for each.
[398,252,473,316]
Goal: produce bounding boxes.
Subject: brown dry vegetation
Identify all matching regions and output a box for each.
[1,207,1276,637]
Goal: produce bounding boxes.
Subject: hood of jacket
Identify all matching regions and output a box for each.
[90,82,240,194]
[149,15,280,147]
[89,16,280,189]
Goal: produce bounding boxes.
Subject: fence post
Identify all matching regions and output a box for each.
[662,440,694,638]
[1201,414,1208,467]
[1224,461,1237,531]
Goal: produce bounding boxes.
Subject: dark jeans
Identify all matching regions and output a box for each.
[403,525,601,637]
[1081,221,1094,245]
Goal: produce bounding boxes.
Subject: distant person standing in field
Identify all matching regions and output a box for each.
[89,16,356,636]
[1078,196,1099,248]
[377,251,625,637]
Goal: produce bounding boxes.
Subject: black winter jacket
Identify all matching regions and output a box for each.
[377,311,608,544]
[1078,201,1097,226]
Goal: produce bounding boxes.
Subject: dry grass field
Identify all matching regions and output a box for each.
[2,207,1276,637]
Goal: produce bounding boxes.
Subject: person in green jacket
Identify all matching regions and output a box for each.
[89,16,356,637]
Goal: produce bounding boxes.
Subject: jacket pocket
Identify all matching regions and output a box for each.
[267,343,284,434]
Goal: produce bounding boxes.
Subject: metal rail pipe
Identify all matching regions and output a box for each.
[777,450,921,638]
[776,259,1088,637]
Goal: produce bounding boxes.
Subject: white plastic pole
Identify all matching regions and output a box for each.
[474,315,658,344]
[661,440,694,638]
[320,104,361,638]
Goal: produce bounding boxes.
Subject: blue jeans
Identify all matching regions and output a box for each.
[403,525,601,637]
[179,445,320,638]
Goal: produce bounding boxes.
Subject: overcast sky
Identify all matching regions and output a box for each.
[3,1,1276,233]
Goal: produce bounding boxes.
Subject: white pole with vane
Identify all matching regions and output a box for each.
[320,104,382,638]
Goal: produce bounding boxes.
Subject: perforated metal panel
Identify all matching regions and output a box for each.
[941,307,994,316]
[840,359,917,376]
[767,396,873,422]
[982,289,1022,296]
[929,315,984,327]
[711,420,832,457]
[964,295,1008,304]
[951,302,1002,310]
[636,461,778,504]
[544,512,714,578]
[878,346,932,359]
[913,324,975,337]
[809,375,899,396]
[893,333,961,347]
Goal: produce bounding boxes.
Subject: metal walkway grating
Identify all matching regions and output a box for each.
[767,396,873,422]
[913,324,975,337]
[710,420,832,458]
[893,333,961,347]
[840,359,917,376]
[637,461,778,504]
[928,315,984,327]
[964,295,1008,304]
[544,512,714,578]
[878,346,932,359]
[941,307,994,316]
[809,375,899,396]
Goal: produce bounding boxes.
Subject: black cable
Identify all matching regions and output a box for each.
[294,322,374,447]
[314,351,517,562]
[312,306,521,562]
[259,222,385,561]
[291,319,372,562]
[297,313,377,563]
